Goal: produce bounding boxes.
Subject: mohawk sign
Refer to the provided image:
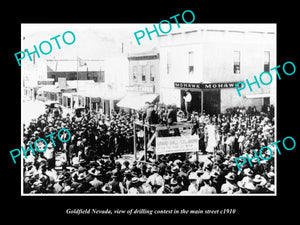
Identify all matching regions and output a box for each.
[174,82,242,89]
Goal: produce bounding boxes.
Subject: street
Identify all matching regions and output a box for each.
[22,99,46,126]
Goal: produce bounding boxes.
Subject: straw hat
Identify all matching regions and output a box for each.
[252,174,267,186]
[225,172,236,181]
[201,173,211,181]
[131,177,139,184]
[244,182,256,191]
[243,168,253,176]
[188,172,198,180]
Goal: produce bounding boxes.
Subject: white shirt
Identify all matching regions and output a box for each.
[44,147,54,160]
[221,181,238,194]
[184,93,192,102]
[146,173,164,187]
[188,183,198,194]
[128,187,139,194]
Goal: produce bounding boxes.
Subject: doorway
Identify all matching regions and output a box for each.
[180,90,202,113]
[203,90,220,115]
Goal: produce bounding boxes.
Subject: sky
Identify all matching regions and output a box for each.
[21,23,276,62]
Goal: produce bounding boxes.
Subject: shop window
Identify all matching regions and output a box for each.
[234,51,240,74]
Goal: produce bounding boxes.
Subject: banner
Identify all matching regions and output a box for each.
[156,135,199,155]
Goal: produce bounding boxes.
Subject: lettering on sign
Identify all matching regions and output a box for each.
[156,135,199,155]
[174,82,241,89]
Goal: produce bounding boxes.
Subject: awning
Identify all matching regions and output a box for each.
[37,85,56,94]
[245,93,270,99]
[117,93,159,110]
[77,85,125,100]
[62,92,74,98]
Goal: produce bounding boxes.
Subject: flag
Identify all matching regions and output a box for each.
[78,57,87,67]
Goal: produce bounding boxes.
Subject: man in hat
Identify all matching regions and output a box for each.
[167,104,178,126]
[221,172,238,194]
[210,169,221,193]
[44,141,56,170]
[183,90,192,119]
[122,170,133,193]
[110,171,125,194]
[252,174,267,193]
[148,103,158,125]
[241,168,254,184]
[146,166,164,193]
[75,170,92,193]
[188,172,199,194]
[127,177,140,194]
[236,180,257,194]
[170,177,183,194]
[88,168,103,193]
[198,173,216,194]
[137,176,150,194]
[53,174,65,193]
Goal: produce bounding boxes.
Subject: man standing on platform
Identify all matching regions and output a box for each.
[183,90,192,120]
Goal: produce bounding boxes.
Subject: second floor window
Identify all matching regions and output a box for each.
[132,66,137,81]
[150,65,155,82]
[188,51,194,74]
[142,65,146,81]
[167,52,171,74]
[264,51,270,72]
[233,51,240,74]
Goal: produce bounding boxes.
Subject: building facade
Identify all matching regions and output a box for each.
[158,25,276,114]
[127,48,160,94]
[116,48,160,111]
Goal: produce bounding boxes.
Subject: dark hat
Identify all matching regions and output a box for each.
[163,185,172,194]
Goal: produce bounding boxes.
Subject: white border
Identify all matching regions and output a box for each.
[20,23,277,197]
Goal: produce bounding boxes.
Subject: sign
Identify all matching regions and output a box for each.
[58,77,67,89]
[91,97,100,103]
[126,84,155,93]
[156,135,199,155]
[174,82,242,89]
[38,80,54,85]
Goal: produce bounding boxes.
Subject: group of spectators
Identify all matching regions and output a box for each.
[23,103,275,194]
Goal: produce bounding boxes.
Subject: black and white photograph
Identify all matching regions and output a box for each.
[3,3,299,222]
[21,23,277,195]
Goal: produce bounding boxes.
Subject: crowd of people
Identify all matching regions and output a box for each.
[23,103,275,194]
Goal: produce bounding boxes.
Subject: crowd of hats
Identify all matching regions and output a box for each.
[23,105,275,194]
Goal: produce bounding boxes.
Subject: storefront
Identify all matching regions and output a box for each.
[174,82,242,115]
[75,84,124,115]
